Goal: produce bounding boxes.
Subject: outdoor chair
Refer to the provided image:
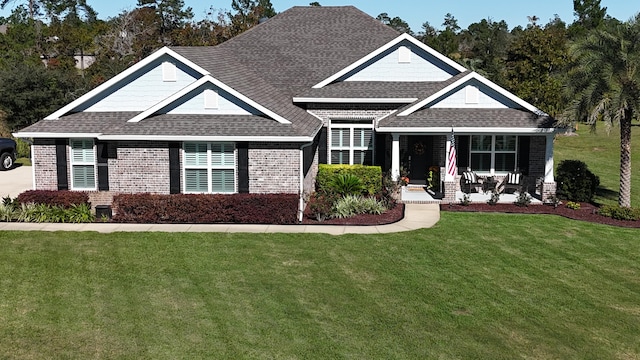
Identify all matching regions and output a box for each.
[502,172,525,194]
[462,171,483,193]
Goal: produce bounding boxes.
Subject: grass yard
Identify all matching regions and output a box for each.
[1,213,639,359]
[554,124,640,207]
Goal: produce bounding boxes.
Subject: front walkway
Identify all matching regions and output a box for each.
[0,204,440,235]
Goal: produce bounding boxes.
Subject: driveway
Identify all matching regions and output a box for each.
[0,165,33,198]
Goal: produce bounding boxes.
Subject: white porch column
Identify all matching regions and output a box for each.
[444,137,454,182]
[544,134,554,182]
[391,134,400,181]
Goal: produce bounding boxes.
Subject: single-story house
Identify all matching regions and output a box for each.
[14,6,558,215]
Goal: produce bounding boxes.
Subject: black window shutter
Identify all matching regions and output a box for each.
[55,139,68,190]
[237,142,249,193]
[456,135,470,173]
[518,136,530,175]
[169,142,181,194]
[318,127,327,164]
[96,141,109,191]
[375,133,387,169]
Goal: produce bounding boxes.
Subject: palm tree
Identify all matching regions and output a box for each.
[563,15,640,208]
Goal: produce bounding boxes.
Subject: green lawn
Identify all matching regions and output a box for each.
[1,214,639,359]
[554,124,640,206]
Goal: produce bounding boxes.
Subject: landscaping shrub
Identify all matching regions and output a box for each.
[112,193,299,224]
[598,205,640,221]
[514,192,532,207]
[307,192,336,222]
[5,202,94,223]
[17,190,89,208]
[556,160,600,202]
[316,164,382,195]
[332,195,386,218]
[329,173,364,196]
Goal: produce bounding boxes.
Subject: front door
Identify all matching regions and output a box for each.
[408,136,433,183]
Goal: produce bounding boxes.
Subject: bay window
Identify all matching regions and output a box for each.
[329,120,374,165]
[70,139,96,190]
[183,142,236,193]
[470,135,517,174]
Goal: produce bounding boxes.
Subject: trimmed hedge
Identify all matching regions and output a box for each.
[17,190,90,208]
[598,205,640,221]
[112,193,299,224]
[316,164,382,195]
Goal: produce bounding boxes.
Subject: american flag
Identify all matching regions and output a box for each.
[447,128,457,177]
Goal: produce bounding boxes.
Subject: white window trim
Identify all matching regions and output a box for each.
[182,142,237,194]
[69,138,97,191]
[328,120,375,165]
[469,135,518,175]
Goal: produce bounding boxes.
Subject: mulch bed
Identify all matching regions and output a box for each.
[442,202,640,228]
[302,203,405,225]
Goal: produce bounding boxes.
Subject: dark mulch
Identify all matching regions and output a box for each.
[302,203,405,225]
[442,202,640,228]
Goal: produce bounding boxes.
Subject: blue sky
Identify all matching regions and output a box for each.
[2,1,639,32]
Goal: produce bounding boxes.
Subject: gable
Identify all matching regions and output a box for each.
[163,83,260,116]
[340,40,459,82]
[430,79,520,109]
[74,54,201,112]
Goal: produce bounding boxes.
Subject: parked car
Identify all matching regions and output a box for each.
[0,137,17,171]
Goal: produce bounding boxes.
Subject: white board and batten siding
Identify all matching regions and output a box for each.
[166,86,257,115]
[344,44,456,82]
[79,55,200,112]
[431,81,521,109]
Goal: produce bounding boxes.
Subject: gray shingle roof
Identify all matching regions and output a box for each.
[20,112,306,138]
[379,108,556,129]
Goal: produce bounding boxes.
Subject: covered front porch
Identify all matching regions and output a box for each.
[380,130,557,204]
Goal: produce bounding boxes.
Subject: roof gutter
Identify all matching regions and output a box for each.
[375,127,558,134]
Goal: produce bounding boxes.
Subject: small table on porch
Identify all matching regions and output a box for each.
[482,176,498,194]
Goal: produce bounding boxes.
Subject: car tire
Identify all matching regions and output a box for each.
[0,152,14,171]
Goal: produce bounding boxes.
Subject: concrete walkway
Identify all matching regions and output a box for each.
[0,204,440,234]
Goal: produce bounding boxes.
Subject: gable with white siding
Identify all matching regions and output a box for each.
[77,54,202,112]
[430,79,521,109]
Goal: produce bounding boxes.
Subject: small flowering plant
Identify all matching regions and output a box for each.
[427,166,440,192]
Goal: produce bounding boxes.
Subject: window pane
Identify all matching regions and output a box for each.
[331,150,349,164]
[72,165,95,189]
[354,128,373,148]
[495,153,516,172]
[211,143,234,166]
[71,139,94,163]
[212,169,235,193]
[353,150,373,165]
[471,135,492,151]
[496,135,516,151]
[184,143,207,166]
[471,153,491,172]
[331,128,349,147]
[185,169,208,192]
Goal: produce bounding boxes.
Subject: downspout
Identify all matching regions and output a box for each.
[299,141,314,222]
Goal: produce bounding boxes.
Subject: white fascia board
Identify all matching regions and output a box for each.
[293,97,417,103]
[45,47,210,120]
[13,132,102,138]
[129,75,291,124]
[398,72,542,116]
[312,33,467,89]
[97,135,313,142]
[376,127,557,134]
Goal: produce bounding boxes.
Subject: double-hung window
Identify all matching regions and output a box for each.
[70,139,96,190]
[329,120,374,165]
[470,135,517,174]
[183,142,236,193]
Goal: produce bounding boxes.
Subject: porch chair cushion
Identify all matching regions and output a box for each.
[462,171,483,193]
[503,172,524,193]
